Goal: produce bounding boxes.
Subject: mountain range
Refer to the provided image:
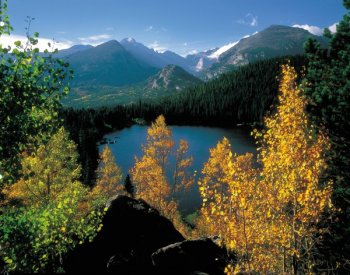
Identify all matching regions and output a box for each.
[203,25,329,79]
[60,25,329,107]
[63,64,202,108]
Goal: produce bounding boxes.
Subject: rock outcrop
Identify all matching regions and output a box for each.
[64,195,233,274]
[151,237,230,275]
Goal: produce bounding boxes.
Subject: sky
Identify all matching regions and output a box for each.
[1,0,347,56]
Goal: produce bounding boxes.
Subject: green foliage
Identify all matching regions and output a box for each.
[61,56,306,185]
[303,0,350,270]
[0,126,105,273]
[0,3,104,273]
[0,190,105,273]
[0,2,72,186]
[3,127,82,206]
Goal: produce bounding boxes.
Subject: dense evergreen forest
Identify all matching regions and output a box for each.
[1,0,350,273]
[63,55,306,186]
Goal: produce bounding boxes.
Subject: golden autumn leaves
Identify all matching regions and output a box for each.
[95,64,332,273]
[198,65,333,274]
[131,115,194,236]
[3,64,333,274]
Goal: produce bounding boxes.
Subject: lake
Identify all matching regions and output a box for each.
[100,125,256,215]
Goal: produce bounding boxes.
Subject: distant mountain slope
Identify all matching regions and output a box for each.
[145,55,307,125]
[120,38,168,68]
[203,25,328,79]
[56,45,93,58]
[159,51,192,72]
[120,38,198,73]
[146,65,203,92]
[185,49,218,72]
[63,64,202,108]
[67,40,158,87]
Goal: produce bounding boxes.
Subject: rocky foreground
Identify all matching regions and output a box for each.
[64,195,233,274]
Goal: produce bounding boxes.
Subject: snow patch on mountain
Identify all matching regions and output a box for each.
[208,32,258,60]
[195,57,204,71]
[208,41,239,59]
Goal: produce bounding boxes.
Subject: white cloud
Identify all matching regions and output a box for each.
[78,34,112,45]
[0,34,73,51]
[292,24,323,35]
[237,13,258,27]
[250,16,258,27]
[293,22,339,36]
[329,22,338,33]
[148,40,167,53]
[182,49,198,57]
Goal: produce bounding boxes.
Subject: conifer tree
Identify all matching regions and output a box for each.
[303,0,350,269]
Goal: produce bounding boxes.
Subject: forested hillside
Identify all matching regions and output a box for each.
[62,55,306,187]
[1,0,350,273]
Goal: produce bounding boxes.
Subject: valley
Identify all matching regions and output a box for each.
[60,25,327,108]
[1,0,348,273]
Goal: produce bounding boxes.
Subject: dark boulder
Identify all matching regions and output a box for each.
[151,237,232,275]
[64,195,184,274]
[64,195,234,274]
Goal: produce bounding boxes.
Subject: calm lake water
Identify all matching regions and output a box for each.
[100,125,256,215]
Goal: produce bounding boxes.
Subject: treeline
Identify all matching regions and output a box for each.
[62,55,306,186]
[62,106,132,187]
[151,55,306,125]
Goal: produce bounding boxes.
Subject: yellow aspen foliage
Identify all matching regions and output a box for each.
[197,137,264,272]
[173,139,194,194]
[255,64,333,273]
[132,151,170,211]
[198,65,333,274]
[3,127,84,207]
[145,114,174,171]
[131,115,194,237]
[90,146,124,206]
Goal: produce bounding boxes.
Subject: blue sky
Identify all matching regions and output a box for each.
[3,0,347,56]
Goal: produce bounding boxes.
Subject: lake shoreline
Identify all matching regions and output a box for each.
[99,124,257,215]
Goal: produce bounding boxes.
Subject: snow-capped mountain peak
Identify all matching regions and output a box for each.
[123,37,136,43]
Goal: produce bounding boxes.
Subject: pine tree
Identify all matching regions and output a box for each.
[303,0,350,269]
